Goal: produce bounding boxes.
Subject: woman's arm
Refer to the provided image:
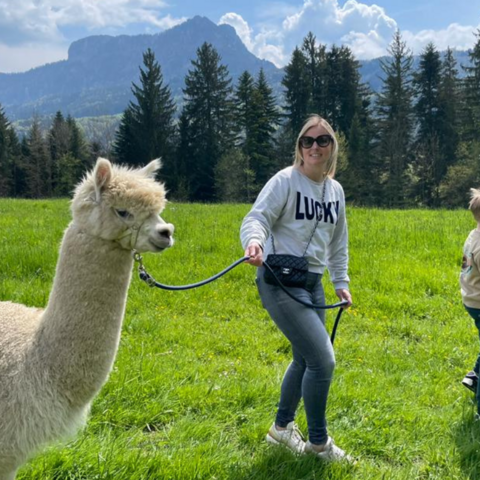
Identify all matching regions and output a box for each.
[326,184,351,306]
[240,172,290,259]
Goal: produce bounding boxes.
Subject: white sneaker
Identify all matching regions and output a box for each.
[265,421,306,454]
[305,437,354,463]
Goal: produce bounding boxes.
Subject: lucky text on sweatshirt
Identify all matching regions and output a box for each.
[240,166,349,290]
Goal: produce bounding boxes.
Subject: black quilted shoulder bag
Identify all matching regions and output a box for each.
[263,179,327,289]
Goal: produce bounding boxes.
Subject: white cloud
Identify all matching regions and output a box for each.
[220,12,287,67]
[0,0,187,72]
[152,14,186,31]
[219,13,255,51]
[53,0,178,29]
[0,0,63,44]
[219,0,480,66]
[0,42,68,73]
[341,31,388,59]
[221,0,398,65]
[403,23,480,54]
[253,39,286,68]
[0,0,185,45]
[280,0,397,55]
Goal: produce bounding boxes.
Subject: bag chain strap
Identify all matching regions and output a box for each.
[271,178,328,256]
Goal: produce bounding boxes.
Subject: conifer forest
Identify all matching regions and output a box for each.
[1,30,480,208]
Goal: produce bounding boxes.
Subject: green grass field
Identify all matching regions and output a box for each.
[1,199,480,479]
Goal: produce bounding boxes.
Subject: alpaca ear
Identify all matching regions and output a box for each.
[93,157,112,202]
[139,158,162,179]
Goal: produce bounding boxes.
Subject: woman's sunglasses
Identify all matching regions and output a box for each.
[299,135,333,149]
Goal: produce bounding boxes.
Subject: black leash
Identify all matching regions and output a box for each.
[134,252,248,290]
[133,252,347,344]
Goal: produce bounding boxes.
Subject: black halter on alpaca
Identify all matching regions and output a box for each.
[132,252,347,345]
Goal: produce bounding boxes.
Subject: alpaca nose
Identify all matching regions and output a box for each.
[156,223,174,240]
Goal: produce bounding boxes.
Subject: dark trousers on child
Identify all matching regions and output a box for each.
[465,304,480,414]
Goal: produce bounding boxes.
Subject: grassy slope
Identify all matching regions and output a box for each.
[1,199,480,479]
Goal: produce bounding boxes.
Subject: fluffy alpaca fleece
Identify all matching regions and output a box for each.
[0,158,174,480]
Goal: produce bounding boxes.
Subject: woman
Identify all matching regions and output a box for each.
[240,115,352,461]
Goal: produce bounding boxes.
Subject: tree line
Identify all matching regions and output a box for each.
[1,29,480,207]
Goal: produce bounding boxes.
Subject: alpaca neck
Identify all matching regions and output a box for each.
[37,223,134,406]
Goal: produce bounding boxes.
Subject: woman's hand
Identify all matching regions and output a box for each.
[335,288,352,308]
[244,242,263,267]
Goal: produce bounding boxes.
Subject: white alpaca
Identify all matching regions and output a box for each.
[0,158,174,480]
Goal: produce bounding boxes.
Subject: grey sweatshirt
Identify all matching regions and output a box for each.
[240,166,350,291]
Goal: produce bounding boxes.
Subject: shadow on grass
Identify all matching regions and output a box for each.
[224,447,355,480]
[454,408,480,479]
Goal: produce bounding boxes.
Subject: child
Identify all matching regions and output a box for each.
[461,188,480,416]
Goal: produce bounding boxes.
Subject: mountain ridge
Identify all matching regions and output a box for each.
[0,16,282,120]
[0,16,472,120]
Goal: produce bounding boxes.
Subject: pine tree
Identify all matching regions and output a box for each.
[234,69,280,192]
[89,140,105,164]
[462,29,480,142]
[321,45,364,137]
[114,48,176,173]
[49,112,70,162]
[252,69,281,184]
[342,109,379,205]
[46,113,90,196]
[282,36,367,145]
[25,118,51,198]
[282,47,310,141]
[376,30,414,207]
[66,115,89,165]
[48,112,70,193]
[182,42,235,201]
[234,70,257,155]
[440,31,480,207]
[53,153,81,196]
[173,111,192,200]
[438,48,460,169]
[302,33,327,115]
[114,109,137,164]
[414,43,442,139]
[9,128,24,197]
[0,106,15,196]
[215,148,255,202]
[325,45,343,131]
[233,70,259,196]
[302,32,317,101]
[411,42,443,205]
[439,141,480,207]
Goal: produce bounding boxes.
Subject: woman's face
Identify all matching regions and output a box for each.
[299,124,333,172]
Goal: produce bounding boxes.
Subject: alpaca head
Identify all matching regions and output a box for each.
[71,157,174,252]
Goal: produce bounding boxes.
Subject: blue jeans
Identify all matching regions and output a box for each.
[256,267,335,445]
[465,305,480,413]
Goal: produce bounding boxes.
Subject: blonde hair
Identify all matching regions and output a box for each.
[469,188,480,221]
[293,114,338,178]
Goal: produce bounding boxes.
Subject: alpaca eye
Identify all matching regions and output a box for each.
[116,209,131,219]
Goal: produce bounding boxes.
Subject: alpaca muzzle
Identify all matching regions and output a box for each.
[154,223,175,248]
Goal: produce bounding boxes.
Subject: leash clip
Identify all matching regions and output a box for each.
[132,250,157,287]
[133,250,147,276]
[132,250,144,268]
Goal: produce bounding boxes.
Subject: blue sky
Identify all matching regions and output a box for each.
[0,0,479,73]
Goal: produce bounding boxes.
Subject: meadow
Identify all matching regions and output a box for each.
[1,199,480,479]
